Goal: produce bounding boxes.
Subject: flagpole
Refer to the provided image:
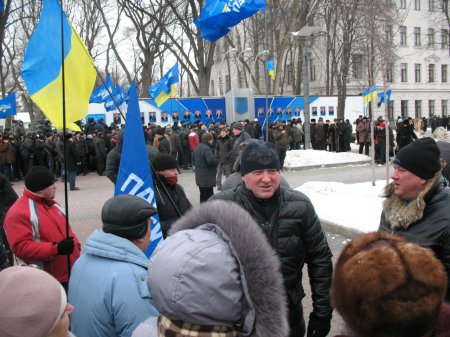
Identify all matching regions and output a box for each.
[264,4,269,141]
[58,0,71,277]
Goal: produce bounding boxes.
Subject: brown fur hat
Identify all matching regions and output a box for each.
[333,232,447,337]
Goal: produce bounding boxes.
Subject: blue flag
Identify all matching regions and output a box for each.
[104,85,126,112]
[0,0,4,13]
[377,89,392,105]
[115,80,163,257]
[194,0,266,42]
[148,63,179,107]
[89,74,114,103]
[0,92,16,119]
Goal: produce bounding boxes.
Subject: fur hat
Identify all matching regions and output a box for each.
[0,266,67,337]
[25,166,56,193]
[152,154,178,172]
[233,122,244,131]
[333,232,447,337]
[240,141,281,176]
[149,200,289,337]
[102,194,157,240]
[393,137,441,180]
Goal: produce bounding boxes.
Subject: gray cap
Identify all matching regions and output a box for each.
[102,194,157,240]
[233,122,244,131]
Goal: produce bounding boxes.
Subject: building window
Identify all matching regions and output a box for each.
[442,65,448,83]
[442,29,449,49]
[428,0,434,11]
[400,26,407,46]
[415,64,421,82]
[415,100,422,118]
[400,63,408,82]
[443,100,448,116]
[385,25,393,44]
[428,64,435,82]
[388,101,394,120]
[352,54,363,79]
[286,64,293,85]
[386,63,393,82]
[310,58,316,81]
[400,0,406,8]
[401,100,408,118]
[414,0,420,10]
[429,100,435,117]
[414,27,421,47]
[428,28,435,48]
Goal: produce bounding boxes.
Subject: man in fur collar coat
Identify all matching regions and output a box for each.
[379,137,450,300]
[211,141,333,337]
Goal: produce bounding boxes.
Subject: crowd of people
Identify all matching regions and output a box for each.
[0,113,450,337]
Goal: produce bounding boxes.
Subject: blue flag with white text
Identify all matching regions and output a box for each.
[104,85,126,112]
[0,92,16,118]
[377,89,392,105]
[194,0,266,42]
[89,74,114,103]
[115,80,163,257]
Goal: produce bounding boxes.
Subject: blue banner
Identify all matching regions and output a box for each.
[0,92,16,119]
[90,74,114,103]
[104,85,126,112]
[115,80,163,257]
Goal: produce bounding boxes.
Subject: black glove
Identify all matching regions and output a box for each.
[57,237,74,255]
[307,313,331,337]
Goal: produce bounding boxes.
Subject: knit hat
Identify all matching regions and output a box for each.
[393,137,441,180]
[25,166,56,193]
[240,141,281,176]
[152,154,178,172]
[102,194,157,240]
[149,200,289,337]
[0,266,67,337]
[333,232,447,337]
[202,132,213,142]
[233,122,243,131]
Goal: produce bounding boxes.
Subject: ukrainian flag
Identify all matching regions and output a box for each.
[148,63,179,107]
[362,84,377,103]
[21,0,96,131]
[267,59,275,80]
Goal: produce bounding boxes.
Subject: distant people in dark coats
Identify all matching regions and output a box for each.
[194,132,218,202]
[396,119,417,151]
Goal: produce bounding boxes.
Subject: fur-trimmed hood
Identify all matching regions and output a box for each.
[164,200,289,337]
[381,170,442,230]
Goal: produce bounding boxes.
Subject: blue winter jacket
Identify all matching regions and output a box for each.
[68,230,159,337]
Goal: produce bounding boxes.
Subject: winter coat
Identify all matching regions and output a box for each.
[188,132,200,151]
[437,141,450,183]
[33,140,46,166]
[396,124,418,150]
[355,122,370,143]
[74,136,87,157]
[210,185,333,320]
[154,174,192,238]
[94,136,107,159]
[169,132,183,157]
[4,189,81,282]
[0,173,17,270]
[106,132,123,184]
[65,140,80,171]
[69,230,159,337]
[215,135,233,164]
[314,124,327,141]
[44,139,58,159]
[194,141,218,187]
[379,172,450,300]
[231,130,251,164]
[158,136,171,154]
[20,136,34,159]
[273,129,290,150]
[244,123,256,138]
[0,141,15,164]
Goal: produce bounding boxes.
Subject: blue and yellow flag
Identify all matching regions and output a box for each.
[267,59,275,80]
[0,92,16,119]
[194,0,266,42]
[116,80,163,257]
[21,0,96,131]
[362,84,377,103]
[90,74,114,104]
[148,63,179,107]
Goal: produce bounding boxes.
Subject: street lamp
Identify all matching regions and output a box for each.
[291,26,320,150]
[220,48,238,95]
[250,49,269,92]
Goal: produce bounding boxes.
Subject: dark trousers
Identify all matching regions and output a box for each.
[288,299,306,337]
[199,186,214,202]
[277,147,287,169]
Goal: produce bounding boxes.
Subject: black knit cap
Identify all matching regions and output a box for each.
[152,154,178,172]
[393,137,441,180]
[25,166,56,193]
[240,141,281,176]
[102,194,157,240]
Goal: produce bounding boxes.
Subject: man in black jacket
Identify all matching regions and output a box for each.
[210,141,333,337]
[379,137,450,301]
[152,154,191,238]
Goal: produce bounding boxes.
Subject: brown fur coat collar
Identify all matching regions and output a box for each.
[381,170,442,230]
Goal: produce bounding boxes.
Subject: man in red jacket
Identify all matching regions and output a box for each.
[4,166,80,292]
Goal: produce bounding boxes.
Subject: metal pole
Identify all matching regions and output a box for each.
[264,9,269,141]
[303,40,311,149]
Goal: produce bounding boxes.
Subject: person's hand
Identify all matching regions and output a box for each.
[57,237,74,255]
[307,313,331,337]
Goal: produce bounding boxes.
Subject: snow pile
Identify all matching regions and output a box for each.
[284,149,370,168]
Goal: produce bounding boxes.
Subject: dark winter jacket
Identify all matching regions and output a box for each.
[20,136,34,159]
[379,172,450,300]
[0,173,18,269]
[215,135,233,164]
[231,131,251,164]
[154,175,192,239]
[94,136,107,159]
[396,124,417,150]
[158,136,171,155]
[273,129,290,150]
[65,140,80,171]
[210,185,333,320]
[194,141,218,187]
